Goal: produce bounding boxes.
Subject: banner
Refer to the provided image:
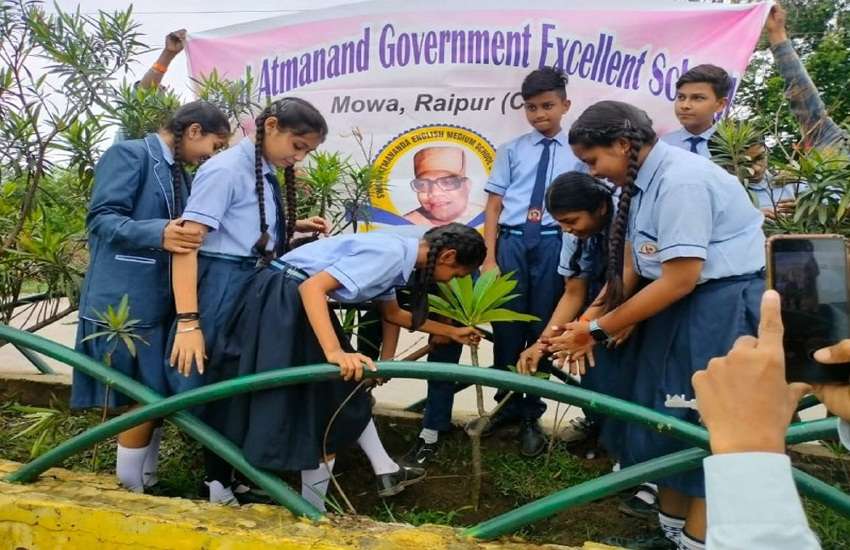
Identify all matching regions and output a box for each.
[186,0,771,231]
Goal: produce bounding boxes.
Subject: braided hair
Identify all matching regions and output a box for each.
[544,171,613,279]
[568,101,657,311]
[163,100,230,217]
[409,223,487,330]
[252,97,328,262]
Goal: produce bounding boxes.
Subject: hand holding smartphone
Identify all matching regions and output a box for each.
[766,234,850,384]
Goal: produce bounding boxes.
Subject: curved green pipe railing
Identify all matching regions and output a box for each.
[466,448,708,539]
[0,324,322,520]
[467,418,845,540]
[13,343,55,374]
[1,324,848,539]
[7,358,838,485]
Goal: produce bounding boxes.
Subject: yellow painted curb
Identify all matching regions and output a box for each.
[0,460,602,549]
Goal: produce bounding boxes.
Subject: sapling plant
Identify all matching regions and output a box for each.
[428,269,539,509]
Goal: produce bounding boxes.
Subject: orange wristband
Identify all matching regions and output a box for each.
[151,62,168,74]
[579,316,591,322]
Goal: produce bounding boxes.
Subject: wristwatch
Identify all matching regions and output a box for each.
[588,319,609,343]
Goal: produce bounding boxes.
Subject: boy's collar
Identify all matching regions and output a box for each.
[682,124,717,141]
[531,128,567,146]
[747,175,770,190]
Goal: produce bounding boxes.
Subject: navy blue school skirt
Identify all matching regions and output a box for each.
[163,252,259,383]
[616,272,764,497]
[589,336,643,461]
[71,317,187,409]
[207,265,372,472]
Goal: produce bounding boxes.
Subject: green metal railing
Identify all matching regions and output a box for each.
[12,343,55,374]
[0,323,847,540]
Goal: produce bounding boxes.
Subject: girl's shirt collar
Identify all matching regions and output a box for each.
[236,137,273,176]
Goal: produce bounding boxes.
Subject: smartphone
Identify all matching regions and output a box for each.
[767,235,850,384]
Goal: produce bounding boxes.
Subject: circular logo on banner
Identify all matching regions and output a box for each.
[367,125,495,230]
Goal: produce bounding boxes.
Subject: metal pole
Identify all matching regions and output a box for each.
[12,343,56,374]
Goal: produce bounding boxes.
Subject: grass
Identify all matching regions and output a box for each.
[375,501,472,527]
[484,441,602,501]
[805,498,850,549]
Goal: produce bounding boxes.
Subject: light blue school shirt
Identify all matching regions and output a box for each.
[558,233,594,278]
[747,175,802,211]
[628,140,765,283]
[557,185,618,278]
[279,232,419,303]
[154,134,174,165]
[485,129,583,227]
[661,125,716,158]
[705,452,822,549]
[182,138,280,257]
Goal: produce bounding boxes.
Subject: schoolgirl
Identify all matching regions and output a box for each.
[548,101,765,549]
[71,101,231,492]
[517,171,615,377]
[516,172,628,443]
[522,171,661,518]
[168,97,329,504]
[211,223,485,510]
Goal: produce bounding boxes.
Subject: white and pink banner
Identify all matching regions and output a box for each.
[186,0,771,230]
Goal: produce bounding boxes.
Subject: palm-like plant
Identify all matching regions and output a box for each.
[708,118,765,194]
[81,294,147,363]
[429,269,539,509]
[9,403,64,458]
[296,151,381,234]
[297,151,349,221]
[785,148,850,234]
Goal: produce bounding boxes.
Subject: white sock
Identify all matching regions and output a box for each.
[419,428,439,445]
[116,444,147,493]
[358,419,400,476]
[205,480,239,506]
[659,511,686,544]
[679,530,705,550]
[142,427,163,488]
[301,458,336,512]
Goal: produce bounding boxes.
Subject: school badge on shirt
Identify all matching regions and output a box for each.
[639,242,658,255]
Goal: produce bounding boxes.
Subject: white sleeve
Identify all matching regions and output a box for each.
[839,419,850,451]
[705,453,821,550]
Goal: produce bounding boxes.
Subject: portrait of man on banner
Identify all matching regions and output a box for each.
[403,146,478,226]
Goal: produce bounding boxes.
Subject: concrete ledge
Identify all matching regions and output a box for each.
[0,460,621,550]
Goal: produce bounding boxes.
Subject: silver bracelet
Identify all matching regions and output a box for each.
[176,325,201,334]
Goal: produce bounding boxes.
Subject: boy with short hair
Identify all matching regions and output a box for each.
[661,64,733,158]
[481,66,581,457]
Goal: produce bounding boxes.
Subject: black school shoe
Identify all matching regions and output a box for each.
[376,464,426,497]
[618,484,659,519]
[519,419,547,457]
[402,437,440,468]
[481,410,522,438]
